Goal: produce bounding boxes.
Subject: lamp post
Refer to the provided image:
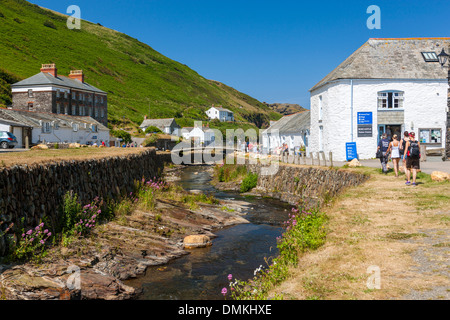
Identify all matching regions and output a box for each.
[438,48,450,159]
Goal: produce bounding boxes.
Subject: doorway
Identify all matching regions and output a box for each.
[378,124,402,143]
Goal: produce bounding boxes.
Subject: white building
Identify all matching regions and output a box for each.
[139,117,180,136]
[206,106,234,122]
[0,108,110,147]
[262,111,310,155]
[309,38,449,161]
[181,126,215,147]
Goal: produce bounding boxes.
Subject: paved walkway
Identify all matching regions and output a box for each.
[334,156,450,175]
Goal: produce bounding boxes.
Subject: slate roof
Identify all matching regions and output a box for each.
[139,118,179,130]
[310,38,450,91]
[11,72,107,94]
[0,108,109,130]
[263,111,310,135]
[210,106,233,113]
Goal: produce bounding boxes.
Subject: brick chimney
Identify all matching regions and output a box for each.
[69,70,84,82]
[40,63,57,77]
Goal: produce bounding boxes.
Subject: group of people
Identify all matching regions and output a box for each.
[377,131,421,186]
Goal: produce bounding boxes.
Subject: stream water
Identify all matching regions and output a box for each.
[125,165,291,300]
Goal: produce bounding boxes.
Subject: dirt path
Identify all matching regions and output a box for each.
[269,166,450,300]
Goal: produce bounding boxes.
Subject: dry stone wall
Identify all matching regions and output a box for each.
[0,150,171,236]
[247,164,369,207]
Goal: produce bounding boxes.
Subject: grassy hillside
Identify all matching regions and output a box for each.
[0,0,282,133]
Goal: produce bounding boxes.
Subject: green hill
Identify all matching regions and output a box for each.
[0,0,282,133]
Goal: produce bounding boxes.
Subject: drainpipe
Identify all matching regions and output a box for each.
[350,79,354,142]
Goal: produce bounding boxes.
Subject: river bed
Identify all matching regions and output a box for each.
[125,165,291,300]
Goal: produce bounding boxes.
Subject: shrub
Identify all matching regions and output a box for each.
[240,172,258,193]
[145,126,162,134]
[12,222,52,262]
[43,20,57,29]
[110,129,132,144]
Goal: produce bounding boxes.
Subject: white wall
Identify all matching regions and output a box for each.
[310,79,448,161]
[32,127,110,145]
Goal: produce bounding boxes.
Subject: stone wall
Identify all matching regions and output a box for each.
[0,149,172,255]
[247,164,369,207]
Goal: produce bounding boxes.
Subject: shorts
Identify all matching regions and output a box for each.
[406,157,420,170]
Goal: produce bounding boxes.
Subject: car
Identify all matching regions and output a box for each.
[0,131,18,149]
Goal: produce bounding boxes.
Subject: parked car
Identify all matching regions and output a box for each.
[0,131,18,149]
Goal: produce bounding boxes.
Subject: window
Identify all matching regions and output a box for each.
[73,123,79,132]
[64,105,68,115]
[101,108,104,118]
[28,103,34,111]
[72,92,76,100]
[319,126,324,151]
[64,91,68,99]
[94,107,98,118]
[318,95,323,121]
[91,124,98,133]
[72,105,76,115]
[419,128,442,145]
[56,89,60,98]
[42,122,51,134]
[28,89,33,98]
[421,52,439,62]
[56,103,61,114]
[377,91,404,109]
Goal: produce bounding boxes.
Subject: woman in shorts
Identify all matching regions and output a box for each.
[387,134,401,177]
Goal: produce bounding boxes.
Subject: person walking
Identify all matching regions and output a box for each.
[377,133,390,174]
[404,132,421,186]
[387,134,401,177]
[400,131,410,175]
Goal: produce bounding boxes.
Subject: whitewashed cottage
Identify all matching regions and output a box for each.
[262,111,310,155]
[309,38,449,161]
[206,106,234,122]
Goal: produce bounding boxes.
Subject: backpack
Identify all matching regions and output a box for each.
[408,140,420,158]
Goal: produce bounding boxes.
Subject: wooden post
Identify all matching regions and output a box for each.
[321,152,327,166]
[310,152,314,165]
[25,135,29,149]
[317,152,321,166]
[420,145,427,162]
[329,151,333,167]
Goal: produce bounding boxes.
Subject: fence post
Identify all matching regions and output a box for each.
[317,152,321,166]
[321,152,327,166]
[329,151,333,167]
[310,152,314,165]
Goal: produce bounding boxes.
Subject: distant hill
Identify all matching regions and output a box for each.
[0,0,282,133]
[264,103,307,116]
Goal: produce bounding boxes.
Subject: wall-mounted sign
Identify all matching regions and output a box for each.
[357,112,373,125]
[346,142,357,161]
[357,124,373,137]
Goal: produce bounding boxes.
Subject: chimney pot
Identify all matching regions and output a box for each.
[69,70,84,82]
[40,63,57,77]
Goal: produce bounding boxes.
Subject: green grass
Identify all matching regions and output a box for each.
[0,0,281,130]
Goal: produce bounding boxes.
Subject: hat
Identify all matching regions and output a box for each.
[409,132,415,137]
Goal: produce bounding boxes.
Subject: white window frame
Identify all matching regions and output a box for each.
[377,91,404,110]
[42,122,51,134]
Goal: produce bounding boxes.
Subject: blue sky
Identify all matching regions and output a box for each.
[31,0,449,108]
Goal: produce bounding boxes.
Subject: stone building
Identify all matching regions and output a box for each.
[309,38,449,161]
[11,64,108,126]
[139,117,180,136]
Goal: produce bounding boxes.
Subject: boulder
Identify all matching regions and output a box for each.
[183,235,212,249]
[69,143,81,149]
[31,144,49,150]
[431,171,450,182]
[347,159,361,167]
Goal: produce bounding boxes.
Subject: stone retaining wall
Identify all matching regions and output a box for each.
[0,150,172,255]
[247,164,369,207]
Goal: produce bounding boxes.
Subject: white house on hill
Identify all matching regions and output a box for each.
[206,106,234,122]
[309,38,449,161]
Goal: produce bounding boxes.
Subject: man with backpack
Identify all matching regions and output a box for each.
[377,133,390,174]
[404,132,421,186]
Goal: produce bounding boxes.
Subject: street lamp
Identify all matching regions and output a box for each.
[438,48,449,67]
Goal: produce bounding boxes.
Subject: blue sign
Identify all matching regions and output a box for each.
[346,142,358,161]
[357,112,373,125]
